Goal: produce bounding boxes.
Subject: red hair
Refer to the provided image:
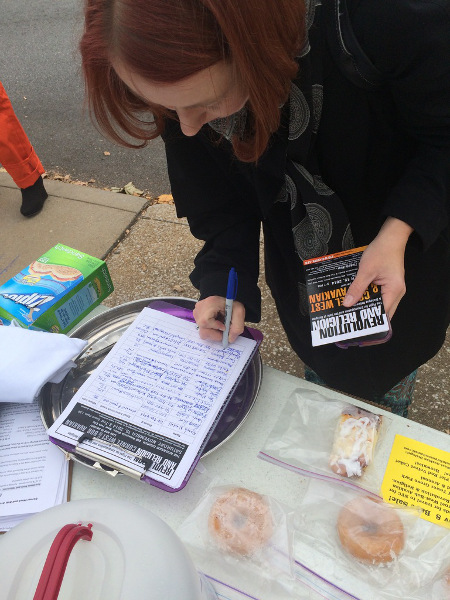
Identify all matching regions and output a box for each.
[80,0,305,162]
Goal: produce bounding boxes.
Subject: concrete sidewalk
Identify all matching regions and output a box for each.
[0,172,148,283]
[1,172,448,433]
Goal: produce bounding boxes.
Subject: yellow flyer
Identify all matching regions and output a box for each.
[381,434,450,528]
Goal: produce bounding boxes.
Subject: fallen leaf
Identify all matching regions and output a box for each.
[88,179,96,183]
[173,285,184,293]
[53,174,64,181]
[73,180,88,186]
[124,181,144,196]
[63,175,71,182]
[156,194,174,204]
[0,167,6,173]
[111,186,125,193]
[103,151,111,156]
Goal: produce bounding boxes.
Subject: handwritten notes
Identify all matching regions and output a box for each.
[47,307,257,490]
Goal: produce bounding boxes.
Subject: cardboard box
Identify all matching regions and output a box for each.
[0,244,114,333]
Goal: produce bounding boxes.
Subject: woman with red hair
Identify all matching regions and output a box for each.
[80,0,450,417]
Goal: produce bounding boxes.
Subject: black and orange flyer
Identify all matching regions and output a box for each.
[304,247,390,347]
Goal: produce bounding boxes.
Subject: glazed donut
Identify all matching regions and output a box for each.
[208,487,273,556]
[337,496,405,564]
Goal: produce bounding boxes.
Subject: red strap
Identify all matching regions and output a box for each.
[33,522,93,600]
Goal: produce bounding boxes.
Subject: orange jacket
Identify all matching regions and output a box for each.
[0,80,44,189]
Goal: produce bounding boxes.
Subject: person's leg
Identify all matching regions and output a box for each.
[304,365,417,418]
[372,370,418,418]
[0,81,47,216]
[304,364,327,386]
[19,175,48,216]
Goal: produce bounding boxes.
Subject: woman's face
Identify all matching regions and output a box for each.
[114,60,248,136]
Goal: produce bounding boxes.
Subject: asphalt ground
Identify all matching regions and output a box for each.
[0,171,449,433]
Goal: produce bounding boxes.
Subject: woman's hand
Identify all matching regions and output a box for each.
[342,217,413,318]
[193,296,246,344]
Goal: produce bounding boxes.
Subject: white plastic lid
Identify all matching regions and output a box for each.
[0,498,211,600]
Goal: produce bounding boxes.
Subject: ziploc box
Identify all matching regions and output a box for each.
[0,243,114,333]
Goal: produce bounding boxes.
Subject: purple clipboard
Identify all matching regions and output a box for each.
[49,300,263,493]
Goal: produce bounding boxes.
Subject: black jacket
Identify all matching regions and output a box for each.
[163,0,450,399]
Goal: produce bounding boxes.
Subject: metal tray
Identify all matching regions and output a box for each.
[39,297,263,474]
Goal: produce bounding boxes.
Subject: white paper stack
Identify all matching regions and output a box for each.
[0,400,69,532]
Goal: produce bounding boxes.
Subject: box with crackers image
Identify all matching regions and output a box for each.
[0,243,114,333]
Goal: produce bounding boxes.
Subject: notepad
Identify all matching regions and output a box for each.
[47,307,260,491]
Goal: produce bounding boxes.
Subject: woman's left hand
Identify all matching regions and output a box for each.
[342,217,413,318]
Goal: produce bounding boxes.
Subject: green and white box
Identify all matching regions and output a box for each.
[0,243,114,333]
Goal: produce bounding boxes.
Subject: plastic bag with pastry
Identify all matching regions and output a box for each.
[259,386,391,493]
[293,479,450,600]
[329,406,382,478]
[177,480,298,599]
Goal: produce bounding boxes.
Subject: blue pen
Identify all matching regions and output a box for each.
[223,267,238,348]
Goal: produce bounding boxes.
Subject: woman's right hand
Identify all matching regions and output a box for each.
[193,296,246,344]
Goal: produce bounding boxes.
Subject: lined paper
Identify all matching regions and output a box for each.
[48,307,257,489]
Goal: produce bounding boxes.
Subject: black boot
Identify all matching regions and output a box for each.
[20,175,48,217]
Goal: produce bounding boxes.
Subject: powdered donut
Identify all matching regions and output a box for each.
[208,487,274,556]
[337,496,405,564]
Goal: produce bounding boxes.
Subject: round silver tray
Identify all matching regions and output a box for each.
[39,297,263,474]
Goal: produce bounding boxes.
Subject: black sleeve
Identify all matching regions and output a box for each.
[353,0,450,248]
[162,119,263,322]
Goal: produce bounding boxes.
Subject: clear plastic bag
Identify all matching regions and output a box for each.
[258,386,392,494]
[292,479,450,600]
[177,481,315,599]
[430,569,450,600]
